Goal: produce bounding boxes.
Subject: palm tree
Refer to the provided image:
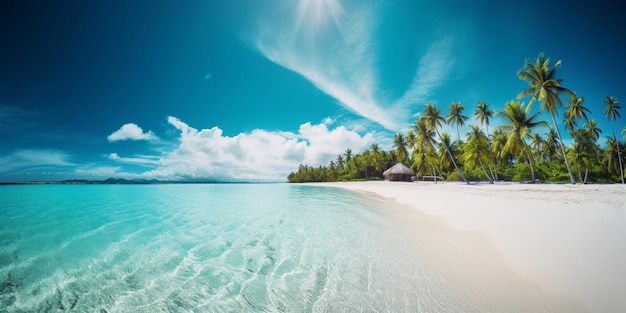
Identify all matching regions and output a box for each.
[564,94,590,131]
[603,96,624,183]
[517,53,576,184]
[393,133,409,164]
[336,154,345,170]
[446,101,469,143]
[604,138,623,179]
[423,103,469,184]
[463,125,494,183]
[496,100,549,183]
[491,129,510,166]
[585,120,602,142]
[475,101,498,180]
[474,101,493,138]
[542,128,560,163]
[413,118,439,181]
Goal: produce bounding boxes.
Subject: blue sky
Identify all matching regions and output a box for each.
[1,0,624,182]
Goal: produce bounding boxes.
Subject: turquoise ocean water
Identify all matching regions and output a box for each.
[0,184,463,312]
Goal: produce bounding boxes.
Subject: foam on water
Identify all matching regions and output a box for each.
[0,184,462,312]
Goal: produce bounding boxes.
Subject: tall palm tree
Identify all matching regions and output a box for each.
[517,53,576,184]
[393,133,409,164]
[463,125,494,183]
[475,101,498,180]
[422,103,469,184]
[413,118,439,181]
[496,100,549,183]
[474,101,493,138]
[603,96,624,183]
[446,101,469,143]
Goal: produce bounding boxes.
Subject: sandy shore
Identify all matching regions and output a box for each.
[307,181,626,313]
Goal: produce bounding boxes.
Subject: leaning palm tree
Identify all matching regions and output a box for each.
[517,53,576,184]
[496,100,549,183]
[463,125,494,183]
[393,133,409,164]
[603,96,624,183]
[422,103,469,184]
[446,101,469,143]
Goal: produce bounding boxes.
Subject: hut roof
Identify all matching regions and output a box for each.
[383,163,414,176]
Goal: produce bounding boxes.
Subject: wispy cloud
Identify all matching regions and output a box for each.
[107,123,158,142]
[255,2,456,132]
[0,149,75,173]
[394,37,456,111]
[256,3,400,130]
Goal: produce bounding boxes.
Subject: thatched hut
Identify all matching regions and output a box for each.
[383,163,415,182]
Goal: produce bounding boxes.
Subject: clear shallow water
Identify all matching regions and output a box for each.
[0,184,462,312]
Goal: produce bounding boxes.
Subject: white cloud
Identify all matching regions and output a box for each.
[128,116,373,182]
[107,153,159,166]
[0,149,75,173]
[107,123,158,142]
[394,37,456,109]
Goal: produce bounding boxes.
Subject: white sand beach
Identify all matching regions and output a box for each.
[309,181,626,313]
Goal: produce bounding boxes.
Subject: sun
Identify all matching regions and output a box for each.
[295,0,345,32]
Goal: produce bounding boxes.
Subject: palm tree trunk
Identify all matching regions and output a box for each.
[584,168,589,184]
[577,165,583,184]
[432,166,437,184]
[479,159,494,184]
[551,113,576,184]
[614,130,625,184]
[436,128,469,184]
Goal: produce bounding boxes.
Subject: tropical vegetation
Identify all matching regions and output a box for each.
[287,54,625,184]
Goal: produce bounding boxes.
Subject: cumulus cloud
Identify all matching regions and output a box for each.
[107,123,158,142]
[126,116,373,182]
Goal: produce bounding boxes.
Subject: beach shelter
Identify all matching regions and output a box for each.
[383,163,415,182]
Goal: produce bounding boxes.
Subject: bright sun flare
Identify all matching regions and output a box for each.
[296,0,345,32]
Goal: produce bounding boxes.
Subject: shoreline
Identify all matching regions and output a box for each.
[305,181,626,313]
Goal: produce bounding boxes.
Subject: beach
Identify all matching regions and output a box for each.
[309,181,626,313]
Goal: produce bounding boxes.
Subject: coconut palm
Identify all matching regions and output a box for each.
[413,118,439,181]
[517,53,576,184]
[585,119,602,142]
[564,94,590,131]
[475,101,498,180]
[446,101,469,143]
[463,125,494,183]
[603,96,624,183]
[604,138,623,179]
[496,100,549,183]
[474,101,493,138]
[491,129,510,166]
[542,128,560,163]
[422,103,469,184]
[393,133,409,164]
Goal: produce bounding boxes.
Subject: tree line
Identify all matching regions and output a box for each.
[288,54,625,184]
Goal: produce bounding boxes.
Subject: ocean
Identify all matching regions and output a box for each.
[0,183,463,312]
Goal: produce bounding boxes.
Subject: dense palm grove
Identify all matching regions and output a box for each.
[288,54,625,184]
